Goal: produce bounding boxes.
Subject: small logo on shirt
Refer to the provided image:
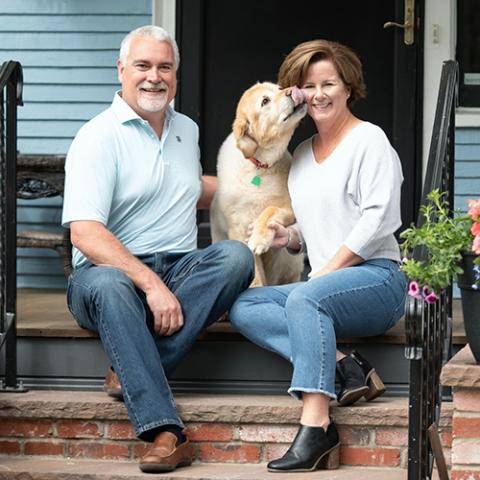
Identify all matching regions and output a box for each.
[176,136,182,143]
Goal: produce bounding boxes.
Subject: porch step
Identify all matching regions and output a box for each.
[0,391,453,471]
[16,288,467,344]
[11,288,467,394]
[0,458,407,479]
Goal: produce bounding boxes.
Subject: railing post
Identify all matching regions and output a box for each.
[3,75,19,389]
[0,61,26,392]
[406,60,458,480]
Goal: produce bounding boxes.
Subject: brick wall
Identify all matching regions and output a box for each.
[0,405,452,469]
[441,345,480,480]
[450,390,480,479]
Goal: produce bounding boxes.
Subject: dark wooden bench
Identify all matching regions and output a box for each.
[16,155,69,275]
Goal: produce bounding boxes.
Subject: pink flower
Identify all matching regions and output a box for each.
[424,291,438,304]
[422,285,432,297]
[408,281,422,299]
[468,199,480,220]
[472,222,480,236]
[421,285,438,303]
[473,235,480,255]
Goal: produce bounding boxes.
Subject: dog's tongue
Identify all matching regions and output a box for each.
[289,86,306,106]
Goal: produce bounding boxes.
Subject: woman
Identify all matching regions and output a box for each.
[229,39,407,472]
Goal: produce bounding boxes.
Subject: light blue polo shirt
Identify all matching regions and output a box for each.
[62,93,202,268]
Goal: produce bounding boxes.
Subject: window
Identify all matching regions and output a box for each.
[457,0,480,107]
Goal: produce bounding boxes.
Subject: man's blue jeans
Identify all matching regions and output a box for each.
[67,240,254,441]
[229,259,407,400]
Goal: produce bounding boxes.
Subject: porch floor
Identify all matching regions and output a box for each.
[0,458,411,479]
[16,288,467,344]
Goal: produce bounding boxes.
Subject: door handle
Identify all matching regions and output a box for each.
[384,0,415,45]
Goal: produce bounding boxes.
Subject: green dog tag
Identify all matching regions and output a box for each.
[251,175,261,187]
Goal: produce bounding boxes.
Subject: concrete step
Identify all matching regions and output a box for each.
[0,457,407,479]
[0,391,453,470]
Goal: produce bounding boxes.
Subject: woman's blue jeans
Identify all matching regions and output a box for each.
[67,240,254,441]
[229,259,407,400]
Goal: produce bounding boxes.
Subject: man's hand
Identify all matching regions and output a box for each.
[146,281,184,336]
[70,221,185,336]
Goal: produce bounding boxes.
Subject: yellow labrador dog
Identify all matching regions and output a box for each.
[211,82,307,286]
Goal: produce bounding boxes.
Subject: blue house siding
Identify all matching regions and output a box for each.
[454,128,480,297]
[0,0,151,155]
[0,0,151,288]
[455,128,480,212]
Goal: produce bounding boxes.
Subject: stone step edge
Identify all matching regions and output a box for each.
[0,457,407,480]
[0,391,453,427]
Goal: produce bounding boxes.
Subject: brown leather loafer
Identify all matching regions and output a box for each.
[103,367,123,400]
[139,431,194,473]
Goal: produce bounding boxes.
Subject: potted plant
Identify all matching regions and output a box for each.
[400,189,480,362]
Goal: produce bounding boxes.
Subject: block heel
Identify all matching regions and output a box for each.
[336,351,387,406]
[318,444,340,470]
[364,369,386,401]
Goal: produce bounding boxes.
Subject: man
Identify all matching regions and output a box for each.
[62,25,254,473]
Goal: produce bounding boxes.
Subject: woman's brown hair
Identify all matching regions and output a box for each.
[278,39,366,106]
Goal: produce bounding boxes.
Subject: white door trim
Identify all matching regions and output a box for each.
[152,0,176,37]
[424,0,480,169]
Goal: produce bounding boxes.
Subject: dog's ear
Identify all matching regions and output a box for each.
[233,117,258,158]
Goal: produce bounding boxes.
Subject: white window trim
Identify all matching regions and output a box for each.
[456,108,480,127]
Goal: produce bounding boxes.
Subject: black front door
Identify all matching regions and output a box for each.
[176,0,424,237]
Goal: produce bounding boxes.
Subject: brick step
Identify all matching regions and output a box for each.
[0,391,453,470]
[0,457,407,479]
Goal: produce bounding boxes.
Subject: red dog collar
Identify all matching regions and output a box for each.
[248,157,268,169]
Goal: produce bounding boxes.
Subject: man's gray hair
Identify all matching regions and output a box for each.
[119,25,180,69]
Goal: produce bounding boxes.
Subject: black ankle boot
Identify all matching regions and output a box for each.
[267,422,340,472]
[336,351,386,406]
[350,351,386,401]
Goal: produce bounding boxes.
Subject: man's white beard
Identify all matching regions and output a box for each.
[138,93,168,112]
[137,81,169,112]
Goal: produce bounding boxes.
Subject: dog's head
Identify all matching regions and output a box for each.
[232,82,307,161]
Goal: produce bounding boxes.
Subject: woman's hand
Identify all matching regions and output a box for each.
[310,245,364,279]
[267,221,292,249]
[245,221,292,250]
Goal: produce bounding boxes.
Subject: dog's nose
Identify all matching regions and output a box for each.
[288,86,306,106]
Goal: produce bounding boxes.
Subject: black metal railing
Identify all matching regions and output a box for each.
[0,60,24,391]
[406,60,458,480]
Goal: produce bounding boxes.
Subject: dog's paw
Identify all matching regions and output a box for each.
[248,228,274,255]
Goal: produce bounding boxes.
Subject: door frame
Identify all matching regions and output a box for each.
[154,0,425,227]
[155,0,471,179]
